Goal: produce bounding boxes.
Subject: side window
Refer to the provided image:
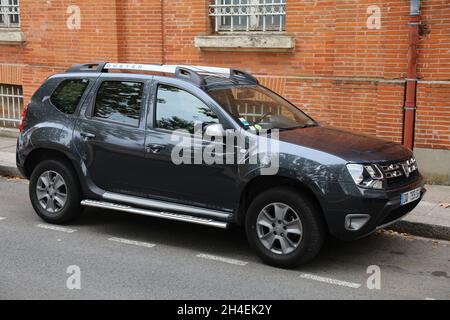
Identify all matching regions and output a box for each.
[94,81,144,127]
[51,79,89,114]
[155,85,219,133]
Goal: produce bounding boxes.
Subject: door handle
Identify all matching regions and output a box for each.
[146,144,166,154]
[80,132,96,140]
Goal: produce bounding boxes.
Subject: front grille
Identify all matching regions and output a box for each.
[377,157,418,188]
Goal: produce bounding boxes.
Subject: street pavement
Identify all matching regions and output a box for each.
[0,177,449,300]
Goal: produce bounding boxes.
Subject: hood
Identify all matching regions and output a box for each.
[278,126,412,163]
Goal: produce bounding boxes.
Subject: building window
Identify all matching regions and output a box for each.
[209,0,286,33]
[0,84,23,128]
[0,0,20,28]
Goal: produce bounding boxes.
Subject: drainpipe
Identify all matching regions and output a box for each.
[403,0,421,150]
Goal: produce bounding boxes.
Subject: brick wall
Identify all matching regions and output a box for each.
[0,0,449,150]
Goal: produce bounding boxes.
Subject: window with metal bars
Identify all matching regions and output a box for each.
[0,84,23,128]
[0,0,20,28]
[209,0,286,33]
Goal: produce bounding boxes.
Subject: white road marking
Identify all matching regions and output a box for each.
[299,273,361,289]
[108,237,156,248]
[0,217,6,220]
[196,253,248,266]
[425,297,437,300]
[36,224,77,233]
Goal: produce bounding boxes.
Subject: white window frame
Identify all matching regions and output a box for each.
[0,0,20,29]
[0,84,23,127]
[209,0,286,33]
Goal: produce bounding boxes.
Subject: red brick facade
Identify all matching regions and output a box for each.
[1,0,449,150]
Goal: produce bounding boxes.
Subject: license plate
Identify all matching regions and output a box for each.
[400,187,421,205]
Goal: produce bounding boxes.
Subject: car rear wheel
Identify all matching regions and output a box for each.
[245,187,325,268]
[29,159,82,224]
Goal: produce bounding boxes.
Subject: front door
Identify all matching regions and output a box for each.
[143,80,239,211]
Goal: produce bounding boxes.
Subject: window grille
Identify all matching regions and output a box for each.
[0,0,20,28]
[0,84,23,127]
[209,0,286,32]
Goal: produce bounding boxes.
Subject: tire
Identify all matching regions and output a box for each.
[245,187,325,268]
[29,159,82,224]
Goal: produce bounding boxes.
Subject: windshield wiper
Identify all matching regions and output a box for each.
[278,123,317,131]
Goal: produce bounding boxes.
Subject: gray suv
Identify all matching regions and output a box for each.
[16,62,425,267]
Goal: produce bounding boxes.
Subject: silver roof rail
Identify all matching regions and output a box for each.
[104,63,231,75]
[65,62,258,86]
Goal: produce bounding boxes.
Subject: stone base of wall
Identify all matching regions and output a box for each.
[414,147,450,185]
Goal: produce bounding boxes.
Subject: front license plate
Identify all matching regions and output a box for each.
[400,187,421,205]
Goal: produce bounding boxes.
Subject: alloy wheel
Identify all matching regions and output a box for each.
[256,202,303,255]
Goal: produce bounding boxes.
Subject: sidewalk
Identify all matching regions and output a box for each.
[0,135,449,240]
[0,135,19,177]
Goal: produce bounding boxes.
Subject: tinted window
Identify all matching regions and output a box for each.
[156,85,219,133]
[94,81,144,127]
[51,79,89,114]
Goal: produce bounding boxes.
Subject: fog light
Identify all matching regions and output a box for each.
[345,214,371,231]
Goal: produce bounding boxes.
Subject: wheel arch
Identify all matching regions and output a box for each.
[236,174,327,228]
[23,147,80,180]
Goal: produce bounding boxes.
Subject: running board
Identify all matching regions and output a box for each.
[81,200,229,229]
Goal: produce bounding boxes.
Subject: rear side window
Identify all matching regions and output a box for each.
[51,79,89,114]
[93,81,144,127]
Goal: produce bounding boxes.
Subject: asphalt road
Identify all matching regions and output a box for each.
[0,176,449,300]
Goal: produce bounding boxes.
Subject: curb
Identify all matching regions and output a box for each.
[0,164,22,178]
[388,220,450,241]
[0,128,19,139]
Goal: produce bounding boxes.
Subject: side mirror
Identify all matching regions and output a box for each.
[204,123,226,138]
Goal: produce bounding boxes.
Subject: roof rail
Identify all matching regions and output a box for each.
[65,62,258,86]
[66,62,108,73]
[103,63,232,75]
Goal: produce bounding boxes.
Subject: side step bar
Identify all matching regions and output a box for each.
[81,200,229,229]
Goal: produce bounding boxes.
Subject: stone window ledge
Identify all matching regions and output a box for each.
[0,29,26,44]
[195,33,295,52]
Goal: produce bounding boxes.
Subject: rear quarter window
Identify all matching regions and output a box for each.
[51,79,89,114]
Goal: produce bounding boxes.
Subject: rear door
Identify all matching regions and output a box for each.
[74,74,151,196]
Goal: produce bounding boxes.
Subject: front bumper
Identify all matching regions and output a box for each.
[323,174,426,241]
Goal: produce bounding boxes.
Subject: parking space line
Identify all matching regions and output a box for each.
[299,273,361,289]
[36,224,77,233]
[108,237,156,248]
[196,253,248,266]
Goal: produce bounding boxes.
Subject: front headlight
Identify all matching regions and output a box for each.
[346,164,384,189]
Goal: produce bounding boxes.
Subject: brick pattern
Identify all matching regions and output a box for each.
[416,83,450,149]
[0,0,448,149]
[0,64,23,85]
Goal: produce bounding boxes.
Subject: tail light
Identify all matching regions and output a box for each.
[19,105,28,133]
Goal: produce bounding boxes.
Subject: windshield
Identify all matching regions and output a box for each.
[208,85,316,130]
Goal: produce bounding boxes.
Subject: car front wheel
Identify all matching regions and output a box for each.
[245,187,325,268]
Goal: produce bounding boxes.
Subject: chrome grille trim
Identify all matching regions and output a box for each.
[376,157,418,187]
